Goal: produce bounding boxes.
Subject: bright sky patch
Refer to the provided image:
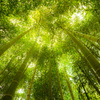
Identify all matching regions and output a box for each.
[17,89,24,94]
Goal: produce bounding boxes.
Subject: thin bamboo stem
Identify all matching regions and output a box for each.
[63,28,100,77]
[0,27,33,57]
[74,46,100,84]
[26,61,38,100]
[65,70,75,100]
[68,30,100,44]
[56,66,64,100]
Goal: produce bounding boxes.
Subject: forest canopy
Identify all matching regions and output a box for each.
[0,0,100,100]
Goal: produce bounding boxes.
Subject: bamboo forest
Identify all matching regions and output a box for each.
[0,0,100,100]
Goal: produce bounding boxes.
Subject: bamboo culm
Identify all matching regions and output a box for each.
[68,30,100,45]
[0,27,33,57]
[79,77,90,100]
[83,43,100,58]
[49,50,52,100]
[73,46,100,83]
[65,70,75,100]
[2,43,36,100]
[56,66,64,100]
[26,52,41,100]
[78,66,100,95]
[26,62,38,100]
[0,58,13,75]
[63,29,100,78]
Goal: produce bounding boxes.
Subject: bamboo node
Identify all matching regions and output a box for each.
[96,67,100,73]
[86,53,92,58]
[4,94,13,98]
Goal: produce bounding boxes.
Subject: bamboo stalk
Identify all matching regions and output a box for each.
[0,65,15,85]
[79,77,90,100]
[65,70,75,100]
[78,66,100,95]
[49,50,52,100]
[89,40,100,50]
[44,62,47,100]
[26,61,38,100]
[2,44,35,100]
[68,30,100,45]
[62,28,100,77]
[0,58,12,75]
[78,87,85,100]
[73,46,100,84]
[1,27,40,99]
[0,27,33,57]
[83,43,100,58]
[56,66,64,100]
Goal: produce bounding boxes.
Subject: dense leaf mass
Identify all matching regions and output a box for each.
[0,0,100,100]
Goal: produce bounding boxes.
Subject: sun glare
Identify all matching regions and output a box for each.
[71,11,86,25]
[28,62,35,68]
[70,5,87,25]
[17,89,24,94]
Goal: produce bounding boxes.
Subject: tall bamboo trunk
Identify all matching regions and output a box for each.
[68,30,100,44]
[74,46,100,83]
[0,27,33,57]
[65,70,75,100]
[78,66,100,95]
[64,29,100,77]
[56,66,64,100]
[0,64,15,85]
[0,57,13,75]
[89,40,100,51]
[26,61,38,100]
[83,43,100,58]
[79,77,90,100]
[44,63,47,100]
[78,87,85,100]
[2,44,36,100]
[49,50,52,100]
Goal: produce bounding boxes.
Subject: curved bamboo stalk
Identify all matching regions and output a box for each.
[78,87,85,100]
[56,66,64,100]
[65,70,75,100]
[48,33,55,100]
[79,77,90,100]
[1,27,40,100]
[49,50,52,100]
[0,56,16,76]
[83,43,100,58]
[26,61,38,100]
[0,58,12,75]
[44,62,47,100]
[0,65,15,85]
[89,40,100,50]
[74,46,100,84]
[26,47,41,100]
[68,30,100,44]
[2,45,35,100]
[0,27,33,57]
[78,66,100,95]
[63,29,100,77]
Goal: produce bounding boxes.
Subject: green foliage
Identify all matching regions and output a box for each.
[0,0,100,100]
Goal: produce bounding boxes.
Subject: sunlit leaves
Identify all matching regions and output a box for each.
[0,0,100,100]
[28,10,41,24]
